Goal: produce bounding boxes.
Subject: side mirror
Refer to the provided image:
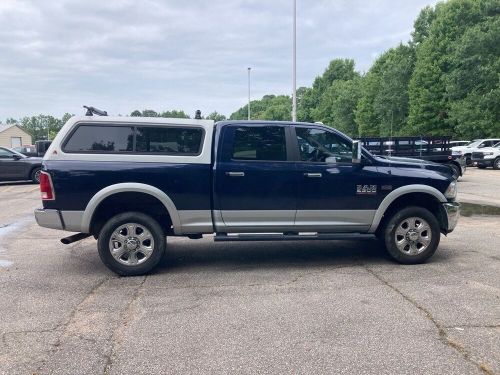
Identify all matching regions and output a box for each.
[352,140,362,164]
[12,154,22,160]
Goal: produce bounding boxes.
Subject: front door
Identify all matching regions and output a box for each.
[0,148,20,180]
[292,126,381,232]
[214,124,297,230]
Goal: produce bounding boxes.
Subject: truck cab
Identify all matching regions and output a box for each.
[35,116,460,275]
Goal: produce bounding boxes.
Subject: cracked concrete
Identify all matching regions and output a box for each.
[1,180,499,374]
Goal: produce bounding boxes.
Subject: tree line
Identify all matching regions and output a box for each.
[2,0,498,142]
[231,0,499,139]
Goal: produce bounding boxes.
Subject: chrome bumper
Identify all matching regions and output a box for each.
[443,202,460,233]
[34,208,64,230]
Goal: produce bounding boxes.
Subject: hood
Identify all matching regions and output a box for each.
[374,155,452,175]
[473,147,498,153]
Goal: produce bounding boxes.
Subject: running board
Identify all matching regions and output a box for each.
[214,233,376,242]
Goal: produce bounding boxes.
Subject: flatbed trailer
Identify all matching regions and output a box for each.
[357,136,466,178]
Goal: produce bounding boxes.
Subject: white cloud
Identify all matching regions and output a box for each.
[0,0,438,120]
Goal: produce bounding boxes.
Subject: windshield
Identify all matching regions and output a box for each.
[466,140,481,147]
[493,142,500,149]
[8,148,27,158]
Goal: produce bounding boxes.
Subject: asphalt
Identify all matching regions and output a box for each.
[0,171,499,375]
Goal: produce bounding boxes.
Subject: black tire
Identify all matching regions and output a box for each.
[382,206,440,264]
[31,167,41,184]
[493,157,500,170]
[97,212,165,276]
[477,165,487,169]
[465,155,472,166]
[447,163,460,180]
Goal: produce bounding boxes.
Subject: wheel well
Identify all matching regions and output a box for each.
[89,192,173,237]
[376,192,445,235]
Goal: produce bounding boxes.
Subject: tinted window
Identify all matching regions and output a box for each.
[136,127,203,155]
[296,127,352,163]
[64,125,133,152]
[232,126,287,161]
[0,148,14,158]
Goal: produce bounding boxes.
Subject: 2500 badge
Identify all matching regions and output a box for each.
[356,185,377,195]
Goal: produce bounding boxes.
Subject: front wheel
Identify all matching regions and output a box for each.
[98,212,165,276]
[493,157,500,170]
[382,206,440,264]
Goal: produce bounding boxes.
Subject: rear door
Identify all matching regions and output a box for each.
[214,124,297,230]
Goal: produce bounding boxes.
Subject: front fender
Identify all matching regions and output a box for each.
[368,184,447,233]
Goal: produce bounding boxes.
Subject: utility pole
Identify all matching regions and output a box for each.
[247,67,251,120]
[292,0,297,122]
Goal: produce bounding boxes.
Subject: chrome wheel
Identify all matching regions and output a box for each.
[394,217,431,256]
[109,223,154,266]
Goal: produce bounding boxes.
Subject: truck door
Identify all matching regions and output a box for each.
[291,126,381,232]
[214,124,297,230]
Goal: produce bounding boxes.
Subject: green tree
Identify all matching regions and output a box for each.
[356,44,415,136]
[408,0,494,136]
[206,111,226,122]
[20,115,65,142]
[312,78,361,136]
[230,95,292,121]
[159,110,190,118]
[446,10,500,138]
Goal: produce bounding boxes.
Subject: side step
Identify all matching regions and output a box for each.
[214,233,376,242]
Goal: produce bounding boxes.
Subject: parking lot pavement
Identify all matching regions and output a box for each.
[458,168,500,207]
[0,181,498,375]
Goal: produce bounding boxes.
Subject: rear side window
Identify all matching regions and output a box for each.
[136,127,203,155]
[64,125,134,153]
[232,126,287,161]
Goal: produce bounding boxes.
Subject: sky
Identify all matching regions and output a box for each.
[0,0,439,121]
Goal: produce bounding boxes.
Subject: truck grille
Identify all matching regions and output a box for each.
[472,152,484,159]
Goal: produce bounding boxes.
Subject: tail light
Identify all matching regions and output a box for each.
[40,171,55,200]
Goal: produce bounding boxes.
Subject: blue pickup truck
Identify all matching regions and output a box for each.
[35,116,460,275]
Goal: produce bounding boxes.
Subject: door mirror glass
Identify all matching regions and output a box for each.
[352,140,362,164]
[12,154,22,160]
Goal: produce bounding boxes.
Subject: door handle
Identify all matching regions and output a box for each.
[226,171,245,177]
[304,173,322,178]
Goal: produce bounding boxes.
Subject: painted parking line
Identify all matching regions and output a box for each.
[0,186,14,193]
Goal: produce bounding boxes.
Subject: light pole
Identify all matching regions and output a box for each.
[292,0,297,122]
[247,67,251,120]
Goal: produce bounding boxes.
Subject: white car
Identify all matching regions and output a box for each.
[449,140,470,147]
[451,138,500,165]
[471,142,500,170]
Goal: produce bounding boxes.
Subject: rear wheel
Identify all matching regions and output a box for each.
[31,167,41,184]
[493,158,500,170]
[477,165,487,169]
[97,212,165,276]
[382,206,440,264]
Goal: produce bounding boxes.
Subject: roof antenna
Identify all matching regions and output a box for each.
[194,110,202,119]
[83,106,108,116]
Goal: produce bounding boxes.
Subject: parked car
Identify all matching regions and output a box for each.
[13,145,38,157]
[35,116,459,275]
[451,139,500,165]
[449,141,470,147]
[471,142,500,169]
[0,147,43,183]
